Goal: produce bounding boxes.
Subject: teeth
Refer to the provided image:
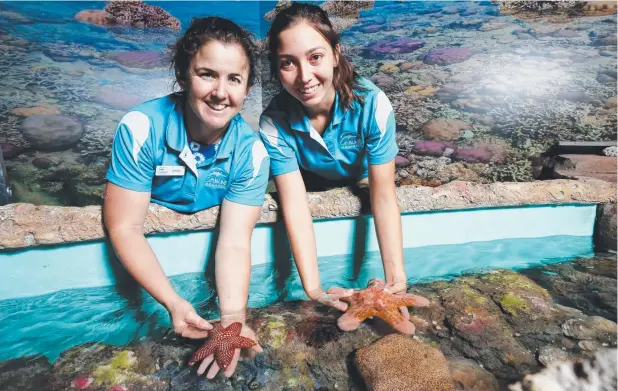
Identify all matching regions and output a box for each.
[207,103,226,111]
[300,85,319,94]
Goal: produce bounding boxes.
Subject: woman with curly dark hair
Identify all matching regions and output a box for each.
[104,17,266,379]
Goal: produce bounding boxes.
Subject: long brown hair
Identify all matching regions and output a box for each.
[266,3,364,109]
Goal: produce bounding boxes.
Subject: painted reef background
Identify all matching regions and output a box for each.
[0,0,616,206]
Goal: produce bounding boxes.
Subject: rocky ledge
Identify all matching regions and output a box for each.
[0,179,615,250]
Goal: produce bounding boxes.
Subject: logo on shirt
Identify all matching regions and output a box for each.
[339,132,362,150]
[204,167,228,189]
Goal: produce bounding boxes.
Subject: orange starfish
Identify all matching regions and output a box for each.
[188,322,256,369]
[338,278,430,334]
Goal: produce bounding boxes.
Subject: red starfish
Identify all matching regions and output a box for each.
[188,322,256,369]
[338,278,430,334]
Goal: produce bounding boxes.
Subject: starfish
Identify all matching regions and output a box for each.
[188,322,256,369]
[338,278,430,335]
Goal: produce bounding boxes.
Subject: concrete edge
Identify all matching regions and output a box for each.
[0,179,615,250]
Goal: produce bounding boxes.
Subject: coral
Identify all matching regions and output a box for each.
[263,0,291,21]
[498,0,586,15]
[489,100,616,149]
[370,73,395,88]
[421,118,473,141]
[422,47,473,65]
[9,181,62,206]
[107,51,169,69]
[412,140,455,157]
[454,147,494,163]
[367,37,425,57]
[104,1,180,30]
[320,0,375,18]
[379,63,399,74]
[355,334,455,391]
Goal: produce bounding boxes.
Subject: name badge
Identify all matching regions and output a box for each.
[155,166,185,176]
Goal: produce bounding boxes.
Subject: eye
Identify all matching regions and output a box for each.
[229,76,242,85]
[199,72,214,79]
[279,59,294,70]
[310,53,323,62]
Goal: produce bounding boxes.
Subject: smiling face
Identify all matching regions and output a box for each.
[276,22,339,115]
[182,40,250,142]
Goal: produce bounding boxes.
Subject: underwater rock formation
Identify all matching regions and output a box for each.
[75,1,180,30]
[20,115,83,152]
[448,358,500,391]
[0,143,23,160]
[74,10,116,27]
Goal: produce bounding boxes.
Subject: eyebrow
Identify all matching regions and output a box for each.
[194,67,244,79]
[278,46,326,58]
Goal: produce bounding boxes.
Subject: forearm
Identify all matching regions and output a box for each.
[108,228,181,308]
[215,243,251,324]
[280,195,323,298]
[370,187,406,284]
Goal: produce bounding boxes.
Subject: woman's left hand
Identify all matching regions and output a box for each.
[195,321,263,379]
[384,280,410,319]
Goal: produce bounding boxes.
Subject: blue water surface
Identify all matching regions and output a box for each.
[0,234,593,362]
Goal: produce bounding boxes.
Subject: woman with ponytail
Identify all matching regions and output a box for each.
[259,3,425,325]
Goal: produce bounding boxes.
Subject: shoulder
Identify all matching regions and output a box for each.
[261,90,296,125]
[232,115,268,156]
[116,94,177,140]
[354,77,388,106]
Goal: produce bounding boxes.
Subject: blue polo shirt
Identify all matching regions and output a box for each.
[258,78,398,181]
[106,94,270,213]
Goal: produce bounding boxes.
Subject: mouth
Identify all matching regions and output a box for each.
[205,102,228,112]
[298,84,320,95]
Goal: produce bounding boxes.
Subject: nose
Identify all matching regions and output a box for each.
[298,62,313,84]
[211,80,226,100]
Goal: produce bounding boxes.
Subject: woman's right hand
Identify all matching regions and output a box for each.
[309,287,355,312]
[167,297,213,339]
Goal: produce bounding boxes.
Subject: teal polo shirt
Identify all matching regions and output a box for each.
[106,94,270,213]
[258,77,398,181]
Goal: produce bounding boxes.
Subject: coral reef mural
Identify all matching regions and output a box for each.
[0,0,615,206]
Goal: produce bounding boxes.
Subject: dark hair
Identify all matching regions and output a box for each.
[171,16,257,92]
[266,3,364,109]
